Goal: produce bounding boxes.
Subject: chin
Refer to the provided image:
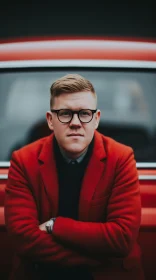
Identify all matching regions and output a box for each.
[65,142,85,154]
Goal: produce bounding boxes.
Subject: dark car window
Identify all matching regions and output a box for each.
[0,69,156,162]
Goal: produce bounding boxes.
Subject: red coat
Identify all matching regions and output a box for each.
[5,131,144,280]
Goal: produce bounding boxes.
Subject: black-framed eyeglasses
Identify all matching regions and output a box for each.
[50,109,97,123]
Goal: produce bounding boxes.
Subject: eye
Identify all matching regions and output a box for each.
[81,110,91,116]
[59,110,71,117]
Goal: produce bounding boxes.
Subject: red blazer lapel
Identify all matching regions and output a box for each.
[79,131,107,221]
[37,131,107,220]
[38,134,59,217]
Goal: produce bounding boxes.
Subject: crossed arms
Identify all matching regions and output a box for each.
[4,148,141,267]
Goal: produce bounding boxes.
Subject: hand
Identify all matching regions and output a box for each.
[39,221,47,231]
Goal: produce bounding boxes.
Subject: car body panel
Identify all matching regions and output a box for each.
[0,39,156,61]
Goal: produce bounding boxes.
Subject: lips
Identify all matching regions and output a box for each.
[67,134,83,137]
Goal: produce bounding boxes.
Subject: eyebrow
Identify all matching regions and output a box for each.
[53,107,91,111]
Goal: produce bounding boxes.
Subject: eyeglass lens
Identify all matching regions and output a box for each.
[58,109,93,123]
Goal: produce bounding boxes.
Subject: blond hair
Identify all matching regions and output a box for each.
[50,74,97,108]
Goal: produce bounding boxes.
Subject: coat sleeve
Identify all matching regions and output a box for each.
[52,147,141,258]
[4,151,100,267]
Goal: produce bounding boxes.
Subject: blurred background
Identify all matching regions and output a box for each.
[0,0,155,40]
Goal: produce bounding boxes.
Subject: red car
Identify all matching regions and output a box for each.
[0,37,156,279]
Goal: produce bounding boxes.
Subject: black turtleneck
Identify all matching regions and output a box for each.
[54,137,94,220]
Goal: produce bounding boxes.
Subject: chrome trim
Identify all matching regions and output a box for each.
[139,175,156,180]
[0,162,10,167]
[1,40,156,50]
[137,163,156,168]
[1,60,156,69]
[1,161,156,169]
[1,174,156,181]
[0,174,8,179]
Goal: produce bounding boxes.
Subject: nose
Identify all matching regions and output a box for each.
[69,113,81,127]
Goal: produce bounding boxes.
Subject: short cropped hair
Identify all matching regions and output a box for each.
[50,74,97,108]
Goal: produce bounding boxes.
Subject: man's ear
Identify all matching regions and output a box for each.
[46,111,54,131]
[95,110,101,129]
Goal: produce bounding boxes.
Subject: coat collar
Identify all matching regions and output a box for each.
[38,131,107,219]
[78,131,107,220]
[38,134,59,216]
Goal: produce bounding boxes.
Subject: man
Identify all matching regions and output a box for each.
[5,74,144,280]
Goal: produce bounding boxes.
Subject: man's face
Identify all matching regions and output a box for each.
[46,91,100,159]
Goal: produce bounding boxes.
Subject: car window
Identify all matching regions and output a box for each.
[0,69,156,162]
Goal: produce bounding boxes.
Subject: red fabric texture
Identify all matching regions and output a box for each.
[4,131,144,280]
